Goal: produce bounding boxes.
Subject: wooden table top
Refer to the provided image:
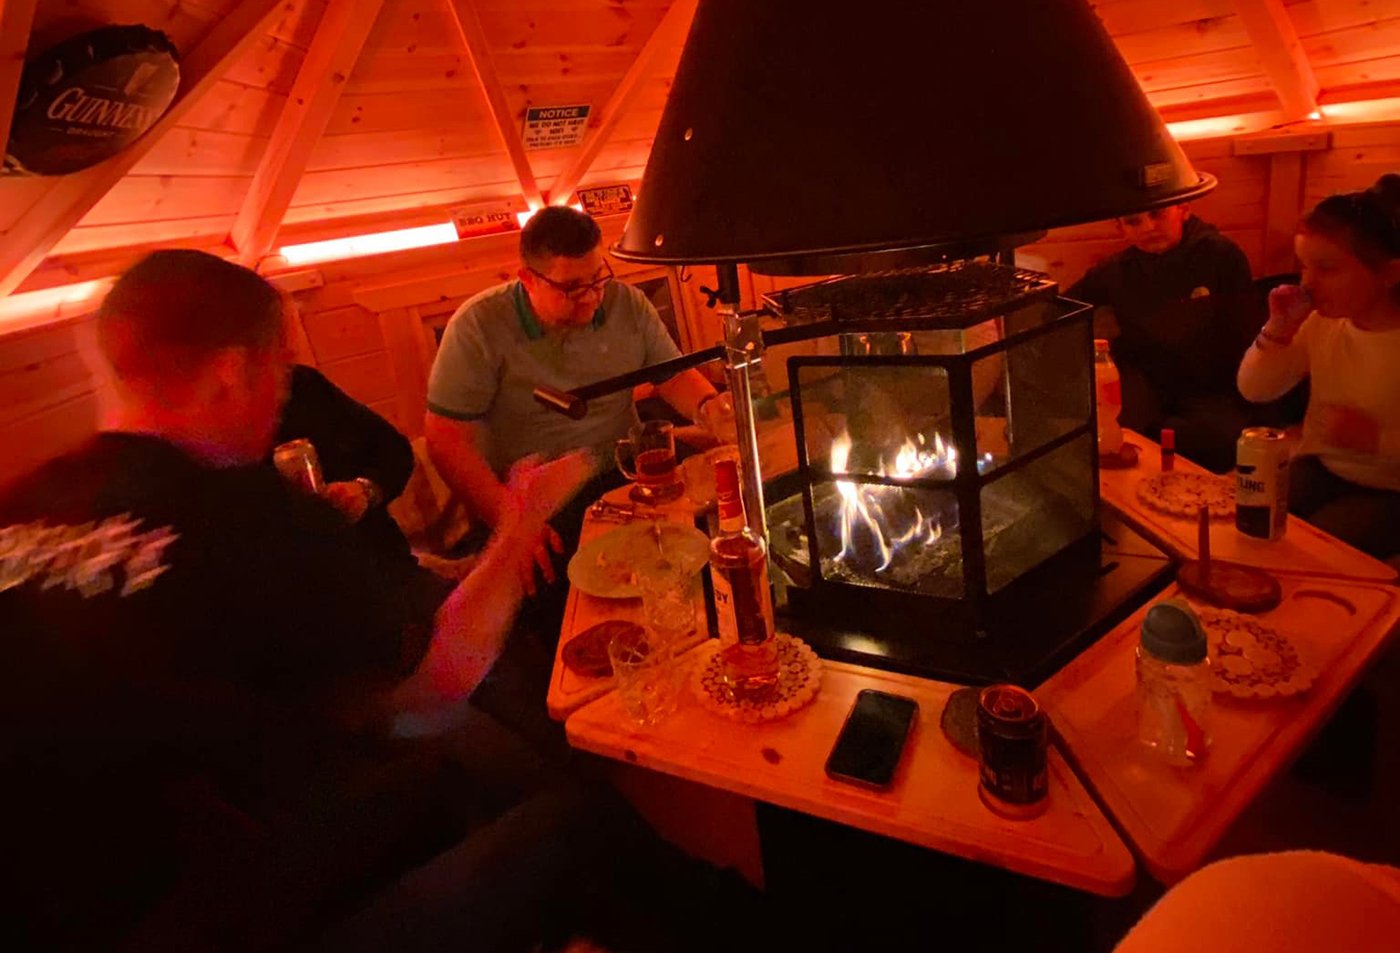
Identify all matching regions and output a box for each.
[1036,576,1400,884]
[547,483,709,722]
[567,657,1137,897]
[1099,429,1397,584]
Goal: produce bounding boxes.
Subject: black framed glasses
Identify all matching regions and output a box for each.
[527,261,614,301]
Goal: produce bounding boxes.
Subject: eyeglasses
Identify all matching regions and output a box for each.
[527,261,614,301]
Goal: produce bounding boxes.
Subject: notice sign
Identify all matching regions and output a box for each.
[522,104,591,151]
[449,201,520,239]
[576,184,634,217]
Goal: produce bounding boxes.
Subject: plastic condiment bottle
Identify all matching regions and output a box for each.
[1094,339,1124,455]
[1136,599,1211,766]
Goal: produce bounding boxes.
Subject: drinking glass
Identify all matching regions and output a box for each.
[615,420,683,503]
[608,625,680,727]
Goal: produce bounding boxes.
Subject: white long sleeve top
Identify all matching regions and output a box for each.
[1237,312,1400,491]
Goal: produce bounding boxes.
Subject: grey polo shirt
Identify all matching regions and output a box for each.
[426,279,682,476]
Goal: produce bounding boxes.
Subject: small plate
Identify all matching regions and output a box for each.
[567,521,710,598]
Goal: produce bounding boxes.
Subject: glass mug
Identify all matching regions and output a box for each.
[615,420,685,503]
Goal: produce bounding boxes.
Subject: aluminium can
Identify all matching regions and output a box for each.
[273,438,325,496]
[1235,428,1289,540]
[976,684,1048,819]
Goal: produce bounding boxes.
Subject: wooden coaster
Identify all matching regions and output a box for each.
[1177,560,1282,614]
[939,686,981,759]
[563,620,643,679]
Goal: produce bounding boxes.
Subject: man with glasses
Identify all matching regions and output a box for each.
[1067,201,1259,472]
[424,206,727,599]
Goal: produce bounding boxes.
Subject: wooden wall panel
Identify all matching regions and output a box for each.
[1303,123,1400,208]
[307,127,502,171]
[77,175,252,228]
[0,317,102,490]
[180,81,289,136]
[132,129,272,178]
[300,305,386,363]
[318,349,399,405]
[51,218,234,257]
[1089,0,1237,37]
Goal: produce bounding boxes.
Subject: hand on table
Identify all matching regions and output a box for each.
[1311,403,1381,455]
[324,481,371,522]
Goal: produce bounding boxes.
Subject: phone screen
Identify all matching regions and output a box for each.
[825,690,919,789]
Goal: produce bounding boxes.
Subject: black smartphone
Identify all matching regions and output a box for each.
[825,689,920,790]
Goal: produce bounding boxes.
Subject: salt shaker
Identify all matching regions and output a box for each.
[1136,599,1211,765]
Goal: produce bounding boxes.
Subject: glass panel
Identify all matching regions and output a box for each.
[980,434,1096,593]
[975,318,1092,472]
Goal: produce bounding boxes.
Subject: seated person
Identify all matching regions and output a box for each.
[424,206,730,598]
[1068,202,1258,472]
[1238,174,1400,560]
[0,250,768,953]
[275,362,416,571]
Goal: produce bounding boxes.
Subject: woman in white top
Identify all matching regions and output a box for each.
[1237,174,1400,559]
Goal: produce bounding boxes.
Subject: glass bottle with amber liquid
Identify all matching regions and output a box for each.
[710,458,779,701]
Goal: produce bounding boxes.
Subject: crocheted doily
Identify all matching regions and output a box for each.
[1196,605,1317,699]
[1136,471,1235,520]
[693,634,822,723]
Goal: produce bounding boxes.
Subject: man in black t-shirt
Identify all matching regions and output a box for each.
[1067,204,1261,472]
[0,252,771,953]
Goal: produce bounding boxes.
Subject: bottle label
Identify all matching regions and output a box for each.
[713,570,739,647]
[712,562,775,647]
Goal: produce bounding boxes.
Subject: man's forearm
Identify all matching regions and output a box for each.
[387,508,533,734]
[656,368,717,421]
[423,414,507,525]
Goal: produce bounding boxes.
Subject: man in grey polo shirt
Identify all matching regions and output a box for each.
[425,206,726,593]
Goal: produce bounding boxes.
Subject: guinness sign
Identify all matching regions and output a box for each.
[6,25,180,176]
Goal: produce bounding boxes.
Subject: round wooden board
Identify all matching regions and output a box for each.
[1177,560,1282,614]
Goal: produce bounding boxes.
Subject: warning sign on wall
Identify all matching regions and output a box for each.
[522,104,591,151]
[576,184,634,217]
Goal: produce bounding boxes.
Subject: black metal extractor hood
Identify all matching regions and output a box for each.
[613,0,1215,275]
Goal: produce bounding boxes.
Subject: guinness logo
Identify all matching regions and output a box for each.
[6,25,180,176]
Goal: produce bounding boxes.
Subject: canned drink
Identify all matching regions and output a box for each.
[976,684,1048,819]
[1236,428,1289,540]
[273,438,325,495]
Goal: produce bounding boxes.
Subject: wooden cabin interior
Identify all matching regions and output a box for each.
[4,2,1400,950]
[4,0,1400,486]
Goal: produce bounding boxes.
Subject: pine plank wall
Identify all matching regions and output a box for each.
[3,122,1398,490]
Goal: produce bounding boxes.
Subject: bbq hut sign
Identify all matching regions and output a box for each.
[5,25,180,176]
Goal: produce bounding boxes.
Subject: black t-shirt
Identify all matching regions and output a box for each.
[1067,216,1259,406]
[0,434,427,948]
[274,364,417,571]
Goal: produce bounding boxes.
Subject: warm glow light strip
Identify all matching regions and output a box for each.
[278,222,460,266]
[0,279,113,331]
[516,202,585,228]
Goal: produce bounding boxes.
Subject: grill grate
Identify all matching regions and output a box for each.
[762,261,1057,330]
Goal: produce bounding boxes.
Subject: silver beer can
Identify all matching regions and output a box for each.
[273,438,325,495]
[1236,428,1289,540]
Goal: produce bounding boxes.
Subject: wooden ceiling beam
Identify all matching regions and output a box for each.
[445,0,544,209]
[0,0,289,298]
[230,0,386,265]
[547,0,696,205]
[1231,0,1321,122]
[0,0,39,153]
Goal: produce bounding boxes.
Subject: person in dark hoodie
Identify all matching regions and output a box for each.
[1068,203,1259,472]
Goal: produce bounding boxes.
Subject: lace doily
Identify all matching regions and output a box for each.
[1196,605,1317,699]
[1136,471,1235,520]
[693,634,822,723]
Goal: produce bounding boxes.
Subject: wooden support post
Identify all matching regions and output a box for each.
[446,0,544,209]
[230,0,386,265]
[548,0,697,205]
[1231,0,1321,122]
[0,0,288,298]
[0,0,39,151]
[1263,152,1305,275]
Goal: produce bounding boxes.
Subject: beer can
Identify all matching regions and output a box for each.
[1235,428,1289,540]
[273,438,325,495]
[976,684,1048,819]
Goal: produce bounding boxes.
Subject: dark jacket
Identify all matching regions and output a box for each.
[1067,216,1258,408]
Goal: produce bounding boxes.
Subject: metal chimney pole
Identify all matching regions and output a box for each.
[715,263,767,539]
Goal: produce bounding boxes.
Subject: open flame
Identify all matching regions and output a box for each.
[830,430,954,572]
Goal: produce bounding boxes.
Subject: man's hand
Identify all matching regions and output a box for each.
[1266,285,1312,342]
[697,391,736,442]
[500,451,592,595]
[1312,403,1381,455]
[324,481,370,522]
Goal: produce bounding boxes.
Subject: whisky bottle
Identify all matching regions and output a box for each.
[710,458,779,701]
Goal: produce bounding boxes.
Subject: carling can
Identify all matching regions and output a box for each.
[976,684,1048,819]
[273,438,325,495]
[1235,428,1289,540]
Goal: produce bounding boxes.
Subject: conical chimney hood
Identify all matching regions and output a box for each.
[614,1,1214,274]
